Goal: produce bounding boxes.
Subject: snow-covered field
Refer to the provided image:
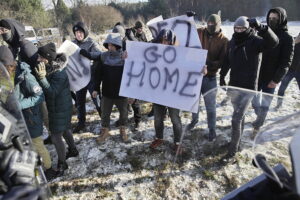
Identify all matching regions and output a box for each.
[48,25,300,200]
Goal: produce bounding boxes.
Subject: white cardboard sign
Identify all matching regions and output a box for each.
[57,40,91,91]
[119,41,207,113]
[147,15,202,49]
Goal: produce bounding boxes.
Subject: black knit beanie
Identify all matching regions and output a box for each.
[0,20,11,30]
[38,42,57,62]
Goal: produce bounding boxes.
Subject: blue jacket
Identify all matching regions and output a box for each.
[15,62,44,138]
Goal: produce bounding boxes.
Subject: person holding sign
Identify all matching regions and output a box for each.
[186,14,229,142]
[72,21,101,133]
[220,17,279,158]
[80,33,129,143]
[149,29,183,155]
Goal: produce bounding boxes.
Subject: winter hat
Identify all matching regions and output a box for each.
[38,42,57,62]
[73,21,89,39]
[113,25,125,38]
[134,21,143,29]
[234,16,249,28]
[103,33,122,49]
[0,20,11,30]
[207,14,221,25]
[0,46,14,65]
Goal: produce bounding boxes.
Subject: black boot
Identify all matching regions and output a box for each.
[44,167,59,181]
[208,129,216,142]
[66,147,79,160]
[73,123,85,133]
[57,161,68,176]
[43,136,52,145]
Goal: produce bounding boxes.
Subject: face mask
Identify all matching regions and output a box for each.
[2,30,11,41]
[269,19,279,30]
[207,25,217,34]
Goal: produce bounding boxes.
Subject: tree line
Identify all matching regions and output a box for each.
[0,0,299,36]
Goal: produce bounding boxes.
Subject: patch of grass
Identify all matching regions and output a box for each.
[222,172,239,191]
[98,188,114,198]
[128,156,144,171]
[202,169,215,180]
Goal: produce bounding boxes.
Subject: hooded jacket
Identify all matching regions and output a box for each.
[197,27,228,77]
[220,27,279,90]
[14,62,44,138]
[38,53,73,133]
[290,42,300,72]
[90,33,125,99]
[258,7,294,85]
[0,19,38,67]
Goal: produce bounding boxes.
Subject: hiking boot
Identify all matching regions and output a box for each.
[115,120,120,127]
[150,138,164,149]
[96,128,110,143]
[44,167,59,181]
[73,123,85,133]
[208,129,216,142]
[120,126,128,142]
[66,147,79,160]
[133,121,140,132]
[174,143,183,155]
[57,161,68,176]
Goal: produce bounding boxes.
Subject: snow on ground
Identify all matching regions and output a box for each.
[47,25,300,200]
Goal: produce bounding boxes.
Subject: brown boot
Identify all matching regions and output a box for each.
[120,126,128,142]
[96,127,110,144]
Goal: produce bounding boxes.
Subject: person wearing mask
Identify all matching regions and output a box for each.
[276,33,300,109]
[186,14,228,142]
[0,45,58,181]
[35,43,78,176]
[72,21,101,133]
[251,7,294,136]
[80,33,129,143]
[220,16,278,158]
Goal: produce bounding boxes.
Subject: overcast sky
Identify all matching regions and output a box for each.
[42,0,148,9]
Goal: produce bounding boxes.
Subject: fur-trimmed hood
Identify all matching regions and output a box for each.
[46,53,68,75]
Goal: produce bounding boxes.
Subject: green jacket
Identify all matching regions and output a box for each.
[15,62,44,138]
[39,53,72,133]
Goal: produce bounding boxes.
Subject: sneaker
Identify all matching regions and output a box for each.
[150,138,164,149]
[186,119,198,131]
[44,167,59,181]
[73,123,85,133]
[57,161,68,176]
[66,147,79,160]
[208,129,216,142]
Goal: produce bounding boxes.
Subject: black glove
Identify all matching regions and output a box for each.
[1,148,37,187]
[186,11,196,17]
[79,49,91,59]
[220,76,226,86]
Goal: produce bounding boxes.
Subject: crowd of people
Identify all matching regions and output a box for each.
[0,7,299,189]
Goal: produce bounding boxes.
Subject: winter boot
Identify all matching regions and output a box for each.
[57,161,68,176]
[66,147,79,160]
[186,118,198,131]
[73,123,85,133]
[150,138,164,149]
[96,127,110,144]
[44,167,59,181]
[120,126,128,142]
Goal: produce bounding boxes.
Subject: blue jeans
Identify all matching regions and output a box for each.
[191,76,217,130]
[154,104,182,143]
[252,82,276,129]
[278,69,300,97]
[76,81,100,125]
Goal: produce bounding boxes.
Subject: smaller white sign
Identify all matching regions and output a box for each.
[57,40,91,91]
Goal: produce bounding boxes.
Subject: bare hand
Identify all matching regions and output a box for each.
[122,51,128,60]
[267,81,277,88]
[128,98,135,104]
[202,65,207,75]
[92,91,98,98]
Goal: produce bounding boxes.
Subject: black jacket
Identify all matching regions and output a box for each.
[0,19,38,67]
[290,42,300,72]
[93,50,125,99]
[220,27,279,90]
[258,7,294,85]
